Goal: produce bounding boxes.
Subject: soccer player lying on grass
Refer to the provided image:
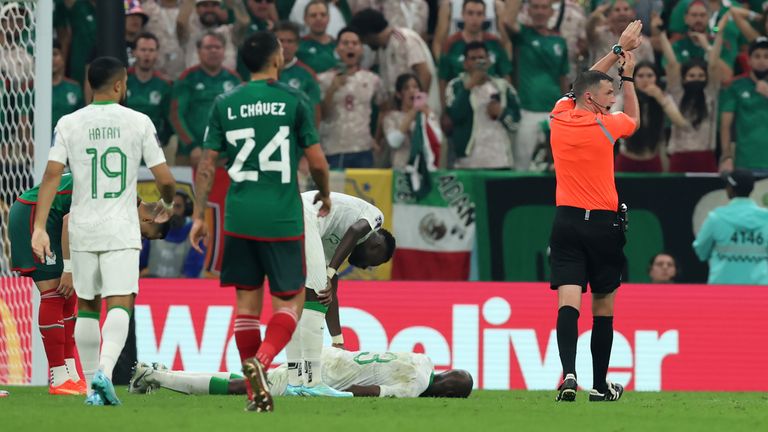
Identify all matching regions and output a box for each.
[8,172,171,396]
[129,346,473,398]
[282,191,396,397]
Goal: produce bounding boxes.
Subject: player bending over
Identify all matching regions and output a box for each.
[281,191,396,396]
[9,173,170,395]
[130,347,472,398]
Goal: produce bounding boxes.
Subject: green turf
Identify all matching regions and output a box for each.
[1,387,766,432]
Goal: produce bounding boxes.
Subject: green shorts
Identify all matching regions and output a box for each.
[8,200,64,282]
[220,235,305,298]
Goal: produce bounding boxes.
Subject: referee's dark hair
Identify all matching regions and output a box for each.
[572,70,613,100]
[241,31,280,73]
[87,57,126,92]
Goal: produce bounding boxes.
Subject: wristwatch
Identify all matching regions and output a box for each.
[612,44,623,57]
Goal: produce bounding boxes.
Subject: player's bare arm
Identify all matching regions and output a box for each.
[225,0,251,46]
[31,161,65,261]
[189,148,219,253]
[150,163,177,223]
[344,385,381,397]
[57,214,74,299]
[324,277,342,347]
[329,219,373,272]
[304,144,331,216]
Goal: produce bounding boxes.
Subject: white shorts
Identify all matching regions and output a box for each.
[72,249,140,300]
[303,204,327,293]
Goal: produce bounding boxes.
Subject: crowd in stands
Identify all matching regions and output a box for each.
[2,0,766,173]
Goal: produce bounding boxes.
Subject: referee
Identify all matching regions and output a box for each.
[549,21,643,402]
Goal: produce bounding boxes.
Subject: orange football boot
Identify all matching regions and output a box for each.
[49,380,82,395]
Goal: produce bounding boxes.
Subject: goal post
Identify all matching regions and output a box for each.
[0,0,54,386]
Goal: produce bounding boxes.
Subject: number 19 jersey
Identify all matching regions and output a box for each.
[204,79,319,239]
[48,101,166,252]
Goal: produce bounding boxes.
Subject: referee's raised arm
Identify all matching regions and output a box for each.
[549,21,644,404]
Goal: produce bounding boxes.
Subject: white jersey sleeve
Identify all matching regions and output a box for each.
[140,116,166,168]
[49,121,70,165]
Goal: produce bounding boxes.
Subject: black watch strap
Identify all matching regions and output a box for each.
[620,76,635,83]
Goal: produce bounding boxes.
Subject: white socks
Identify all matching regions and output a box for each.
[284,330,304,387]
[50,365,70,387]
[74,316,100,391]
[100,308,130,379]
[301,309,325,388]
[65,358,81,382]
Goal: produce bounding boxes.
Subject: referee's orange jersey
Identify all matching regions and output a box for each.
[549,97,636,211]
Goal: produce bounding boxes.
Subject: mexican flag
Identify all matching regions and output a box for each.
[391,171,476,281]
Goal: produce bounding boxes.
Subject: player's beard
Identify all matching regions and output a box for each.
[348,246,366,268]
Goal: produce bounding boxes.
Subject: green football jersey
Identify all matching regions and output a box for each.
[127,70,172,143]
[720,77,768,171]
[17,172,73,216]
[279,59,322,107]
[297,37,338,74]
[438,33,513,82]
[52,79,83,130]
[66,0,97,86]
[171,66,242,148]
[203,79,319,239]
[512,25,569,112]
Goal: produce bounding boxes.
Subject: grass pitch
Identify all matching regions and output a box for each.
[1,387,766,432]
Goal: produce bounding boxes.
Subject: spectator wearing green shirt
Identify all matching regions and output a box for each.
[275,21,322,125]
[438,0,513,108]
[62,0,97,86]
[298,0,338,74]
[505,0,570,171]
[730,4,768,44]
[127,33,173,152]
[51,40,84,130]
[720,37,768,172]
[170,31,242,166]
[668,0,742,84]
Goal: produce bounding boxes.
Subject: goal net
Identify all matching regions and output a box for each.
[0,0,50,385]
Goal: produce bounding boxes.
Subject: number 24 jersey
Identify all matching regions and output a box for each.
[204,79,320,240]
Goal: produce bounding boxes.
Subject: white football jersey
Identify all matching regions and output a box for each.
[301,191,384,264]
[48,102,166,252]
[268,347,434,398]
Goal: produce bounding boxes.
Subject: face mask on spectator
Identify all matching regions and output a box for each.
[683,81,706,93]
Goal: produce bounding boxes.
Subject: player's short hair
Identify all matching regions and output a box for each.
[462,0,486,11]
[135,31,159,48]
[240,31,280,73]
[337,26,359,41]
[87,56,127,91]
[349,8,389,38]
[572,70,613,99]
[273,20,301,39]
[304,0,328,17]
[380,228,396,262]
[196,30,226,49]
[463,41,488,57]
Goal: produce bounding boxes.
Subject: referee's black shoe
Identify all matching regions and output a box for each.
[588,381,624,402]
[556,373,577,402]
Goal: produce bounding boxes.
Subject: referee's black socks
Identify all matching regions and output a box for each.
[591,316,614,394]
[556,306,580,379]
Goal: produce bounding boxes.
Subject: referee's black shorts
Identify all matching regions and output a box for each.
[549,206,627,294]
